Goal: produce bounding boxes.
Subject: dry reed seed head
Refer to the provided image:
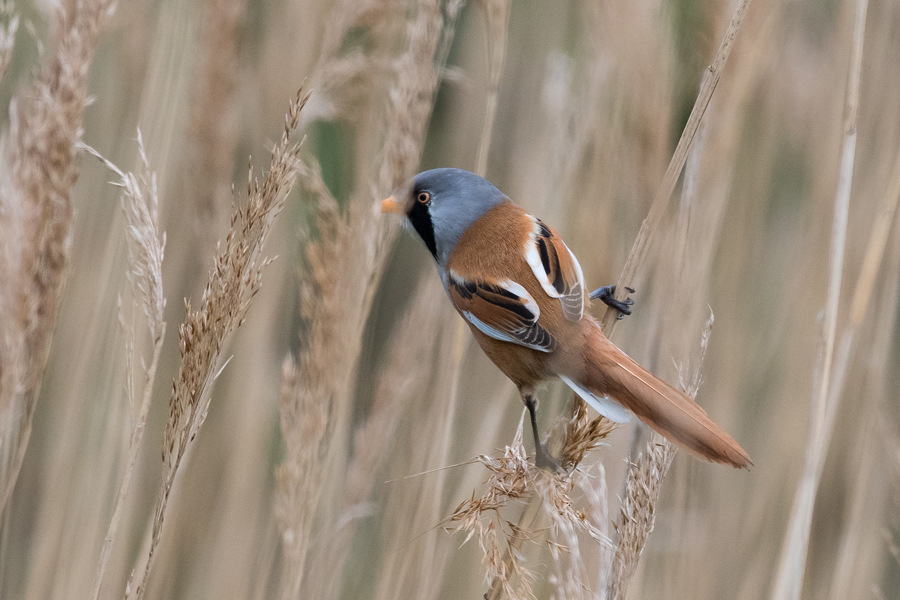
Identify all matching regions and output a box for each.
[304,53,389,124]
[559,398,617,469]
[675,309,714,400]
[607,316,714,598]
[316,0,396,62]
[444,421,535,591]
[543,466,611,600]
[446,418,611,600]
[90,130,169,595]
[0,0,114,515]
[81,133,166,340]
[161,84,306,482]
[135,89,306,599]
[188,0,248,249]
[275,357,333,591]
[608,438,675,598]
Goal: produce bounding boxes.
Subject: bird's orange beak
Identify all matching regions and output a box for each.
[380,196,404,214]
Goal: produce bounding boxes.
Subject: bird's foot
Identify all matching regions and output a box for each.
[534,444,567,476]
[590,284,635,319]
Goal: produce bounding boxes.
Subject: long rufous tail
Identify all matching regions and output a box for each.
[580,323,752,469]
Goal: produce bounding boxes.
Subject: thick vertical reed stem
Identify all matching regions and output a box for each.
[770,0,869,598]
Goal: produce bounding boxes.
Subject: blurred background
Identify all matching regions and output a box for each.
[1,0,899,598]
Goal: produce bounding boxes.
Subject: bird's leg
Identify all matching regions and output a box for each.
[522,391,565,475]
[590,284,635,319]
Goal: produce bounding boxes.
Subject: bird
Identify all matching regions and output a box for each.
[381,168,751,470]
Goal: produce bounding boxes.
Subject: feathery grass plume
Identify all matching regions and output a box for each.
[447,420,538,600]
[607,311,714,599]
[543,462,611,600]
[80,132,167,600]
[275,0,445,595]
[131,87,308,600]
[607,438,675,599]
[559,401,617,471]
[446,412,615,600]
[187,0,248,259]
[0,0,115,518]
[0,2,18,86]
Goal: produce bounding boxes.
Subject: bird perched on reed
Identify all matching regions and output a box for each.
[382,168,751,471]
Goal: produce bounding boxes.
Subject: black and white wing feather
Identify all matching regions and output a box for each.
[523,217,585,321]
[448,271,557,352]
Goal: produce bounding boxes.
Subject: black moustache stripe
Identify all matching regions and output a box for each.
[407,200,437,259]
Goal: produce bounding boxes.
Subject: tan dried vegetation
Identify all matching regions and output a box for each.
[1,0,900,599]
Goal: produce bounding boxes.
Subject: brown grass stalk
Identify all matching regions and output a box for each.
[130,87,308,600]
[474,0,510,177]
[599,0,753,334]
[770,0,869,597]
[301,282,446,600]
[274,158,345,600]
[815,144,900,473]
[369,312,463,600]
[188,0,248,261]
[80,133,167,600]
[274,1,449,596]
[0,0,115,519]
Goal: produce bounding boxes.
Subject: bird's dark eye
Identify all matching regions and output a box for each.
[417,191,431,204]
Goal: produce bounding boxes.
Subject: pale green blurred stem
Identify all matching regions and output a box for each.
[827,184,900,597]
[770,0,870,598]
[91,326,165,600]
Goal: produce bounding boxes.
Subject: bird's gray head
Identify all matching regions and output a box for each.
[381,168,508,268]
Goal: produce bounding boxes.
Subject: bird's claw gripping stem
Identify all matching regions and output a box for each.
[590,284,635,319]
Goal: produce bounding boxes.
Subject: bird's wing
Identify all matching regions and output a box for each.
[448,270,557,352]
[523,216,585,321]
